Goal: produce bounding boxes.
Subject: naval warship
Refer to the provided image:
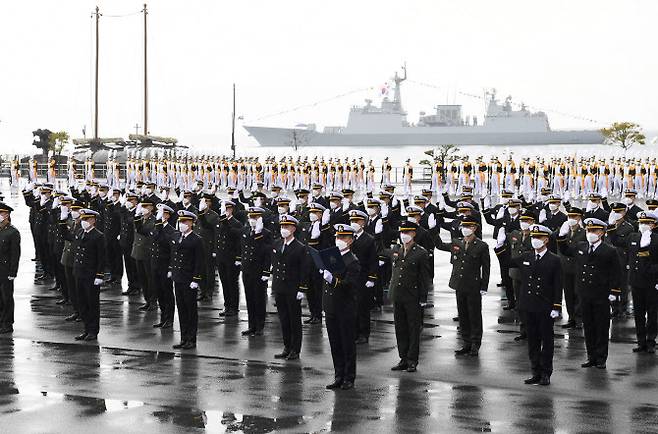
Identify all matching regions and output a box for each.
[244,67,603,147]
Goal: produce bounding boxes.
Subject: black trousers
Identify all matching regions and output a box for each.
[200,250,215,298]
[274,292,302,353]
[376,259,391,306]
[136,259,155,304]
[217,260,240,312]
[500,262,514,306]
[76,276,100,335]
[153,261,174,323]
[356,283,371,339]
[306,271,323,319]
[581,300,610,364]
[326,305,357,382]
[0,279,15,328]
[525,310,555,376]
[563,272,580,322]
[55,260,68,300]
[632,286,658,347]
[122,244,139,290]
[174,281,198,343]
[456,290,483,349]
[37,236,52,277]
[242,271,267,331]
[106,237,123,281]
[393,301,422,363]
[64,266,78,314]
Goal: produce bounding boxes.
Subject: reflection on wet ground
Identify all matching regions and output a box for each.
[1,182,658,432]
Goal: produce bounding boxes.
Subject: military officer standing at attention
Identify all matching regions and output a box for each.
[514,224,562,386]
[558,218,620,369]
[134,199,158,311]
[170,210,204,350]
[323,224,361,390]
[240,207,273,337]
[436,216,490,357]
[214,200,243,317]
[0,203,21,334]
[151,204,177,329]
[606,202,636,318]
[389,220,432,372]
[62,209,105,341]
[119,192,140,296]
[271,215,309,361]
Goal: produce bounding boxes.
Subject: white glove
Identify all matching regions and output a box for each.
[655,284,658,291]
[341,199,349,212]
[116,235,120,241]
[190,282,199,289]
[234,261,241,267]
[559,220,570,237]
[496,228,506,248]
[496,206,505,220]
[321,208,330,225]
[392,197,399,208]
[428,213,436,229]
[255,218,263,234]
[26,182,34,192]
[640,230,651,248]
[51,197,60,209]
[483,195,491,210]
[212,252,217,257]
[608,212,619,225]
[550,310,560,319]
[296,291,304,300]
[378,260,385,267]
[60,207,69,220]
[563,190,571,202]
[539,209,547,223]
[7,276,15,281]
[374,218,383,234]
[167,271,172,278]
[310,221,321,239]
[365,280,375,288]
[199,200,207,211]
[381,202,389,218]
[232,189,239,199]
[608,294,617,302]
[322,269,333,283]
[93,278,103,286]
[261,275,269,282]
[289,198,298,212]
[135,204,143,216]
[480,290,487,296]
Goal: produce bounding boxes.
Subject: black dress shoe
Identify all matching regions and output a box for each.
[241,329,255,336]
[647,345,656,354]
[539,375,551,386]
[355,336,369,344]
[308,317,322,324]
[595,362,606,369]
[326,379,343,390]
[524,375,541,384]
[406,363,417,373]
[340,381,354,390]
[633,345,647,353]
[0,327,13,334]
[159,320,173,329]
[286,351,299,360]
[146,304,158,311]
[122,287,140,296]
[274,351,290,359]
[152,322,164,328]
[181,341,196,349]
[224,310,238,317]
[561,320,576,329]
[514,333,527,342]
[391,360,408,371]
[172,342,185,349]
[581,360,595,368]
[197,295,210,302]
[452,316,459,322]
[74,333,88,341]
[84,334,97,341]
[138,303,150,311]
[47,286,60,291]
[454,347,471,356]
[303,317,313,324]
[75,317,82,322]
[503,304,514,311]
[469,348,479,357]
[254,329,264,336]
[55,298,68,305]
[64,313,78,322]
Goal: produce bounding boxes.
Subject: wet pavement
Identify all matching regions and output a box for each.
[1,181,658,433]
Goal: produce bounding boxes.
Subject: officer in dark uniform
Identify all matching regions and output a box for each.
[134,199,158,311]
[625,212,658,353]
[310,183,329,209]
[556,207,586,329]
[606,202,635,317]
[119,192,141,296]
[436,216,490,357]
[622,189,644,223]
[558,218,621,369]
[646,199,658,212]
[177,190,199,215]
[323,224,361,390]
[364,197,388,311]
[34,183,54,284]
[53,195,73,304]
[514,224,562,386]
[196,193,219,302]
[170,210,204,350]
[271,215,309,361]
[104,188,123,286]
[438,201,483,240]
[542,195,568,232]
[151,204,176,329]
[240,207,273,336]
[0,203,20,334]
[63,209,105,341]
[215,200,243,316]
[61,201,84,321]
[583,192,610,222]
[389,220,432,372]
[348,210,378,344]
[327,192,346,226]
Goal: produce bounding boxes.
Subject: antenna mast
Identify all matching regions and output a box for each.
[143,3,148,135]
[93,6,101,140]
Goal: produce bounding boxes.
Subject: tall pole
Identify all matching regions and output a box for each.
[231,83,236,158]
[143,3,148,136]
[94,6,100,140]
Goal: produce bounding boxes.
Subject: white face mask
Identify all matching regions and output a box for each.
[90,187,98,195]
[639,224,651,234]
[588,200,599,209]
[280,228,292,239]
[508,207,519,216]
[178,222,190,233]
[461,227,474,237]
[329,201,339,210]
[400,233,413,244]
[99,191,107,199]
[271,191,279,198]
[341,198,350,206]
[81,220,91,231]
[586,232,600,244]
[309,213,319,222]
[199,200,208,211]
[183,197,191,206]
[366,207,377,217]
[254,198,263,207]
[531,238,545,250]
[126,202,135,210]
[146,188,154,195]
[335,239,349,251]
[568,218,578,227]
[350,222,362,233]
[277,206,287,215]
[248,218,258,228]
[520,221,531,231]
[622,197,633,205]
[71,211,81,220]
[548,203,559,212]
[313,189,321,197]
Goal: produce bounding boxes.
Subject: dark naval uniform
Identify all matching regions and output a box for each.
[240,225,273,334]
[119,204,140,294]
[351,229,378,342]
[0,213,21,333]
[214,214,243,315]
[151,219,176,326]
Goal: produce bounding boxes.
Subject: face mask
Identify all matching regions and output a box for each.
[183,198,191,206]
[277,206,287,214]
[586,232,599,244]
[588,201,599,209]
[126,202,135,210]
[350,222,362,233]
[309,213,319,222]
[199,200,208,211]
[81,220,91,231]
[329,201,339,210]
[147,188,154,195]
[508,207,519,216]
[71,211,81,219]
[366,207,377,217]
[461,227,474,237]
[91,187,98,195]
[622,197,633,205]
[548,203,559,212]
[248,218,258,228]
[99,192,107,199]
[178,222,190,233]
[400,233,413,244]
[568,218,578,227]
[142,207,151,216]
[639,224,651,234]
[112,195,120,203]
[520,221,531,231]
[313,189,321,197]
[280,228,292,239]
[341,198,350,206]
[531,238,545,250]
[254,198,263,207]
[156,209,164,220]
[271,191,279,198]
[335,239,348,251]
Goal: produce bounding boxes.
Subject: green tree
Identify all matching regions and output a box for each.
[48,131,70,156]
[423,144,460,178]
[601,122,645,152]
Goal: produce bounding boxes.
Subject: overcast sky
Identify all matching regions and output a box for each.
[1,0,656,154]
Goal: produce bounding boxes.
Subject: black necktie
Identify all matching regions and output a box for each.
[536,254,540,262]
[588,245,593,255]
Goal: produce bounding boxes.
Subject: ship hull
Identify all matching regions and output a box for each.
[244,126,603,147]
